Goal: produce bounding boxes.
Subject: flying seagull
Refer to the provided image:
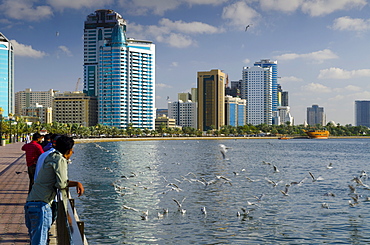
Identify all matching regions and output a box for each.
[245,24,252,31]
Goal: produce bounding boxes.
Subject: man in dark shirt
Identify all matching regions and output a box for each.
[21,133,44,193]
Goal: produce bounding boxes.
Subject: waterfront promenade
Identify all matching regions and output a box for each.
[0,142,30,244]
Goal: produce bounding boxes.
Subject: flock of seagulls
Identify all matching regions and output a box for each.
[92,141,370,224]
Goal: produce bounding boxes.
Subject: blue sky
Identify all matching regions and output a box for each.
[1,0,370,125]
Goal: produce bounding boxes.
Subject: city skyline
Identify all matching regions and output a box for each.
[1,0,370,125]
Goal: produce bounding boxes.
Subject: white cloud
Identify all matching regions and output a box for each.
[0,0,53,21]
[333,85,362,93]
[159,18,221,34]
[242,58,251,64]
[156,83,173,88]
[280,76,304,83]
[222,1,260,28]
[171,62,179,67]
[47,0,114,11]
[331,16,370,31]
[318,67,370,79]
[118,0,183,15]
[58,46,72,56]
[274,49,338,63]
[185,0,227,5]
[301,83,331,93]
[165,33,195,48]
[10,39,47,58]
[344,85,362,91]
[301,0,367,17]
[259,0,303,12]
[128,18,220,48]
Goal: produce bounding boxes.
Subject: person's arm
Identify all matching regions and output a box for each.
[68,181,84,197]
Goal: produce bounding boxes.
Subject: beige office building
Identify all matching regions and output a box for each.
[155,116,176,130]
[53,92,97,126]
[15,88,57,116]
[197,69,225,131]
[22,103,52,124]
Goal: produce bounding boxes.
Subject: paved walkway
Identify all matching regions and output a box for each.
[0,142,30,244]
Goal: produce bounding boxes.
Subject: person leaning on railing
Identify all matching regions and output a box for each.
[24,135,84,245]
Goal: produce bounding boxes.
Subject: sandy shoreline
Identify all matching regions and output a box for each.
[74,136,370,144]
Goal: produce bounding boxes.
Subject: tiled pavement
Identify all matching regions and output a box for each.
[0,142,30,244]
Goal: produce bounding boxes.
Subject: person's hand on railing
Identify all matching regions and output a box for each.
[68,181,85,197]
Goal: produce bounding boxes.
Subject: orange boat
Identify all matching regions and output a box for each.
[305,130,329,139]
[278,136,291,140]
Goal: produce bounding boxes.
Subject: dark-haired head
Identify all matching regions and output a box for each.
[55,135,74,155]
[32,133,43,141]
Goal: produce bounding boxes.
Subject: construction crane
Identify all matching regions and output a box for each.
[75,78,81,91]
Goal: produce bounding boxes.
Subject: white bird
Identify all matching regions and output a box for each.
[262,161,271,165]
[290,177,307,186]
[122,205,139,212]
[219,144,230,159]
[273,165,280,173]
[323,192,336,197]
[360,170,367,179]
[173,198,187,214]
[352,176,370,188]
[348,185,357,194]
[201,207,207,215]
[309,172,323,182]
[327,162,333,169]
[265,177,282,187]
[245,24,252,31]
[280,184,290,196]
[321,203,329,209]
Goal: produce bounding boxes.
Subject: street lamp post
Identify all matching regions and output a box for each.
[0,113,3,144]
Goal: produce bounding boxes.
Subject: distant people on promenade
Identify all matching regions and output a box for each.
[41,133,52,151]
[24,135,84,244]
[25,134,31,144]
[21,133,44,193]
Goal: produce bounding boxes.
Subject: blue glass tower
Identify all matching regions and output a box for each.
[0,33,14,116]
[84,10,155,129]
[254,59,278,112]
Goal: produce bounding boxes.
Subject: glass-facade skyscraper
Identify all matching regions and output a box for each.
[355,101,370,127]
[307,104,325,126]
[84,9,155,129]
[254,59,278,111]
[0,32,14,116]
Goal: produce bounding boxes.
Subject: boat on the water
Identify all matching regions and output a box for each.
[278,136,291,140]
[304,130,329,139]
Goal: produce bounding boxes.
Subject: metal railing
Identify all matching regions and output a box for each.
[55,191,88,245]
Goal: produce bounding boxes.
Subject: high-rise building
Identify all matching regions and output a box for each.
[178,92,191,102]
[241,66,272,125]
[168,100,197,129]
[225,96,246,127]
[84,9,155,129]
[191,88,198,103]
[0,33,14,116]
[53,92,98,126]
[254,59,278,112]
[307,104,325,126]
[15,88,57,116]
[197,69,226,131]
[355,101,370,127]
[226,80,242,98]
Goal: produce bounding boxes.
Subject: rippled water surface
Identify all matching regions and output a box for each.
[69,138,370,244]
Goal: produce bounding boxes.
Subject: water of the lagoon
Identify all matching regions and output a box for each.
[69,138,370,244]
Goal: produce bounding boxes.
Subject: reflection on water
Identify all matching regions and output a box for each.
[69,139,370,244]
